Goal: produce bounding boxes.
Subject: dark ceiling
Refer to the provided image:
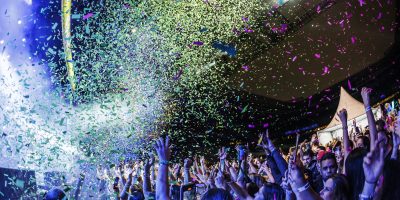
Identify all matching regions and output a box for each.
[229,0,397,102]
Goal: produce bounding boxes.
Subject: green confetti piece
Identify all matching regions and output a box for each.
[51,22,58,30]
[241,105,249,113]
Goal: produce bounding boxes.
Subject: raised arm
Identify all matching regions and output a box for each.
[338,109,351,159]
[237,160,247,189]
[288,153,322,200]
[227,181,252,200]
[359,139,385,199]
[361,87,378,151]
[267,137,288,177]
[73,173,85,200]
[120,168,133,200]
[391,120,400,160]
[247,154,258,174]
[183,158,193,184]
[154,136,171,200]
[143,156,155,196]
[200,156,208,175]
[219,147,228,173]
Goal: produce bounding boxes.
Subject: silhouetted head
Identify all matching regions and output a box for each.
[44,188,67,200]
[201,188,233,200]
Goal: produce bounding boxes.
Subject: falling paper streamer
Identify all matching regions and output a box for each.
[83,12,94,20]
[348,80,352,90]
[322,66,329,75]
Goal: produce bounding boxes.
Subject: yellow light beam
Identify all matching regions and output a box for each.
[61,0,76,91]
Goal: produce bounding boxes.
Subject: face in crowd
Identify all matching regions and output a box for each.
[302,154,312,167]
[356,137,365,148]
[320,155,338,182]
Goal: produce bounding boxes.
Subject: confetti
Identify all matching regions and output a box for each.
[83,12,94,20]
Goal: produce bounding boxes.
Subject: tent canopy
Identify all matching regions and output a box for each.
[322,87,365,130]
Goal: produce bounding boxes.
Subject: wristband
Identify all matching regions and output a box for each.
[159,160,170,165]
[365,106,371,112]
[365,179,378,184]
[296,182,310,193]
[359,193,373,200]
[285,190,293,194]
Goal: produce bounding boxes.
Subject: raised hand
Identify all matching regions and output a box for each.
[287,152,307,192]
[219,147,228,160]
[363,139,385,183]
[154,136,172,200]
[144,155,155,170]
[125,166,134,180]
[200,156,206,165]
[115,164,123,178]
[154,136,171,162]
[337,108,348,124]
[281,170,292,192]
[184,158,193,168]
[361,87,372,106]
[97,165,104,180]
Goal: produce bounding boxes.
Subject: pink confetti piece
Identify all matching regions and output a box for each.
[248,124,255,128]
[242,16,249,22]
[326,96,332,101]
[316,5,321,13]
[292,56,297,62]
[358,0,366,6]
[322,66,330,75]
[242,65,249,71]
[351,36,356,44]
[83,12,94,20]
[314,53,321,59]
[345,12,353,19]
[376,12,382,20]
[348,80,352,90]
[263,123,269,128]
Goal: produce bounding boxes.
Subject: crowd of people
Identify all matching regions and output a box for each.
[45,87,400,200]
